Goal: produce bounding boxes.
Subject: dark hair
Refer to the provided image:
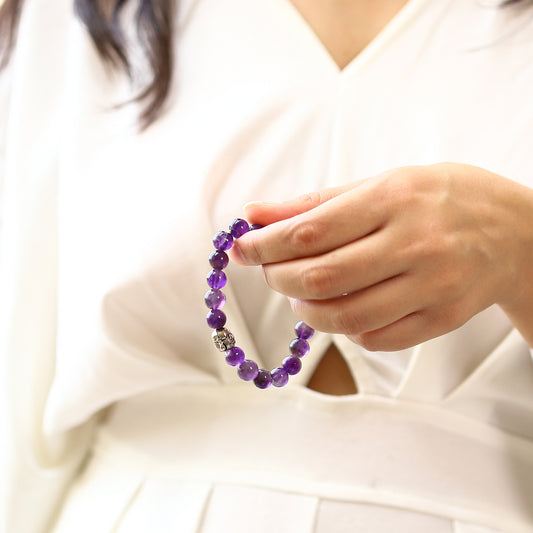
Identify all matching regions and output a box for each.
[0,0,174,129]
[0,0,529,128]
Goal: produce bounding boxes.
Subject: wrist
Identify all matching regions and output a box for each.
[496,179,533,310]
[492,176,533,347]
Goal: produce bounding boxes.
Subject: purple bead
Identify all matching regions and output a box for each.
[213,231,233,251]
[289,338,310,358]
[206,309,226,329]
[207,269,227,289]
[238,359,259,381]
[209,250,229,270]
[229,218,250,239]
[225,346,245,366]
[295,321,315,340]
[250,224,264,231]
[254,369,272,389]
[282,356,302,375]
[204,289,226,310]
[271,367,289,388]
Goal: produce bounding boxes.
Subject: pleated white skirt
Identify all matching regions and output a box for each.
[49,384,533,533]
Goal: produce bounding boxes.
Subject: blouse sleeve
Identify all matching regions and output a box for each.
[0,2,97,532]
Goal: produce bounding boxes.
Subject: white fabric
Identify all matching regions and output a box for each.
[2,0,533,531]
[50,385,533,532]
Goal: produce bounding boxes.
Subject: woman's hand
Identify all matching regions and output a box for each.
[232,163,533,351]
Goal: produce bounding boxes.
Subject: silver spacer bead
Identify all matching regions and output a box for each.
[212,327,236,352]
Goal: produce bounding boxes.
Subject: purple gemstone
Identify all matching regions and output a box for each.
[289,338,310,358]
[295,321,315,340]
[213,231,233,251]
[254,369,272,389]
[238,359,259,381]
[206,309,226,329]
[207,269,227,289]
[204,289,226,310]
[282,356,302,375]
[229,218,250,239]
[225,346,245,367]
[250,224,264,231]
[209,250,229,270]
[271,367,289,387]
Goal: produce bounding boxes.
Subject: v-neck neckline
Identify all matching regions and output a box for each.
[276,0,430,80]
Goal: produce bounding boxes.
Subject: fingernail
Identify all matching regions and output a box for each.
[243,201,278,211]
[288,297,300,312]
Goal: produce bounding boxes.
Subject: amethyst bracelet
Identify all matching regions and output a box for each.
[205,218,314,389]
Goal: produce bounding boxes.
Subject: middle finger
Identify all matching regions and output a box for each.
[263,229,405,300]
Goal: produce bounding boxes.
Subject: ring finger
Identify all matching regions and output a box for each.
[289,272,427,336]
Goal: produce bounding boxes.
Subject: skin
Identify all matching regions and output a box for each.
[232,164,533,353]
[288,0,410,69]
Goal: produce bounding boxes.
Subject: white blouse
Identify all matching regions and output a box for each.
[2,0,533,532]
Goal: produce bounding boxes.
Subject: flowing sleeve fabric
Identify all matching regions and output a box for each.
[0,2,97,533]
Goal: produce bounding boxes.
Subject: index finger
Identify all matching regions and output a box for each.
[232,177,389,266]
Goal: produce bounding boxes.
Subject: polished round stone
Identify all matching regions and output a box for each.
[204,289,226,309]
[209,250,229,270]
[206,309,226,329]
[213,231,234,251]
[249,223,264,231]
[238,359,259,381]
[289,338,310,358]
[225,346,245,367]
[282,356,302,375]
[254,369,272,389]
[271,367,289,387]
[229,218,250,238]
[295,321,315,340]
[206,269,227,289]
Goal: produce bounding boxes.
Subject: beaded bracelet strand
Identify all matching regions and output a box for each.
[205,218,314,389]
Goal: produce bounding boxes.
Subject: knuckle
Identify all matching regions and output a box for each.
[353,332,383,352]
[298,191,324,208]
[288,219,321,254]
[356,328,415,352]
[438,230,463,257]
[300,263,335,299]
[435,266,465,301]
[435,301,471,331]
[379,169,417,210]
[331,309,366,335]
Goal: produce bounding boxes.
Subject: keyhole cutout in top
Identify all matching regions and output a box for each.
[306,343,358,396]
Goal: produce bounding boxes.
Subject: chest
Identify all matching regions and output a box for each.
[286,0,410,69]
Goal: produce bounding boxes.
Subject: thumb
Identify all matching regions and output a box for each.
[243,180,365,226]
